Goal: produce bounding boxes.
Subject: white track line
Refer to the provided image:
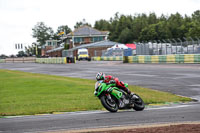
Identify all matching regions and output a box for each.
[147,105,192,110]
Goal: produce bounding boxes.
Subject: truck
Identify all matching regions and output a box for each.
[77,48,91,61]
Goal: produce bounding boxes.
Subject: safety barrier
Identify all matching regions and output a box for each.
[0,59,5,63]
[35,57,68,64]
[4,57,36,63]
[92,56,123,61]
[123,54,200,64]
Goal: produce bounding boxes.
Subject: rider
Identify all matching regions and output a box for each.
[96,72,133,97]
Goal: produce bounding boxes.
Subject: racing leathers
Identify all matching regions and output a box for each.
[103,75,131,95]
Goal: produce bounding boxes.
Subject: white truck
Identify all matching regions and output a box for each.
[77,48,90,61]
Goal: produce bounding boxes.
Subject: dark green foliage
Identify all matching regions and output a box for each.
[64,44,69,49]
[54,25,72,40]
[17,51,27,57]
[0,54,7,59]
[32,22,54,46]
[94,10,200,43]
[74,21,91,29]
[94,19,110,31]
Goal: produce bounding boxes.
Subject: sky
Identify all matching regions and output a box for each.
[0,0,200,56]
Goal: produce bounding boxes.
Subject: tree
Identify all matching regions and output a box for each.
[139,21,171,41]
[0,54,7,59]
[94,19,111,31]
[53,25,72,40]
[108,13,134,42]
[118,27,133,43]
[148,12,158,25]
[186,21,200,37]
[167,13,184,38]
[192,10,200,22]
[17,51,26,57]
[56,25,71,35]
[74,20,91,29]
[32,22,54,46]
[108,13,120,41]
[131,13,149,41]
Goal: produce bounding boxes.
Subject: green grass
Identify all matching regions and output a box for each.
[0,69,191,116]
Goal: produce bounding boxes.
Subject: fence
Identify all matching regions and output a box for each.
[1,57,76,64]
[0,59,5,63]
[93,38,200,56]
[62,50,73,57]
[36,57,67,64]
[4,57,36,63]
[92,56,123,61]
[36,57,76,64]
[135,42,200,55]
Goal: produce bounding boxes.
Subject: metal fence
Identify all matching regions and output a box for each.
[94,37,200,56]
[62,50,74,57]
[102,49,124,56]
[135,41,200,55]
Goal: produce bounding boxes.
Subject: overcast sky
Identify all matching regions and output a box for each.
[0,0,200,55]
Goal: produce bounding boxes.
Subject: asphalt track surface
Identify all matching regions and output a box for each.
[0,61,200,132]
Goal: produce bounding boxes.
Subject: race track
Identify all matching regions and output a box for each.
[0,61,200,132]
[0,103,200,133]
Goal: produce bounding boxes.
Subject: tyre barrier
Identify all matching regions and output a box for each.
[92,56,123,61]
[123,54,200,64]
[35,57,76,64]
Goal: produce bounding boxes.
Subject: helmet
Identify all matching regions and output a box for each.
[96,72,105,81]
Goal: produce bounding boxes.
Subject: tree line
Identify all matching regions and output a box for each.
[94,10,200,44]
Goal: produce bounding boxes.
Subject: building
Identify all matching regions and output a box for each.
[64,25,109,49]
[64,25,110,57]
[46,25,110,57]
[63,40,123,57]
[41,40,59,56]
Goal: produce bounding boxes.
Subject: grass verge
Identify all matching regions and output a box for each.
[0,69,191,116]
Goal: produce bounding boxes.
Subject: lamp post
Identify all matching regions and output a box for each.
[167,39,173,54]
[142,41,146,55]
[172,39,177,54]
[153,40,158,55]
[195,37,200,45]
[196,37,200,54]
[183,37,188,54]
[177,38,183,54]
[162,39,167,55]
[189,37,195,54]
[157,40,162,55]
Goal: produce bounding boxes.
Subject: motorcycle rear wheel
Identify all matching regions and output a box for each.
[100,95,118,112]
[132,94,145,111]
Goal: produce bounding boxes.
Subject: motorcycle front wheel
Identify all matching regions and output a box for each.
[100,95,118,112]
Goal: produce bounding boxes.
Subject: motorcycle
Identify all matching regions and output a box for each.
[94,80,145,112]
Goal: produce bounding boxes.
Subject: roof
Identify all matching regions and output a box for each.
[111,44,128,49]
[126,44,136,49]
[66,25,109,37]
[68,40,123,51]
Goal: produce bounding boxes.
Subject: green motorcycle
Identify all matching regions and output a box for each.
[94,80,145,112]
